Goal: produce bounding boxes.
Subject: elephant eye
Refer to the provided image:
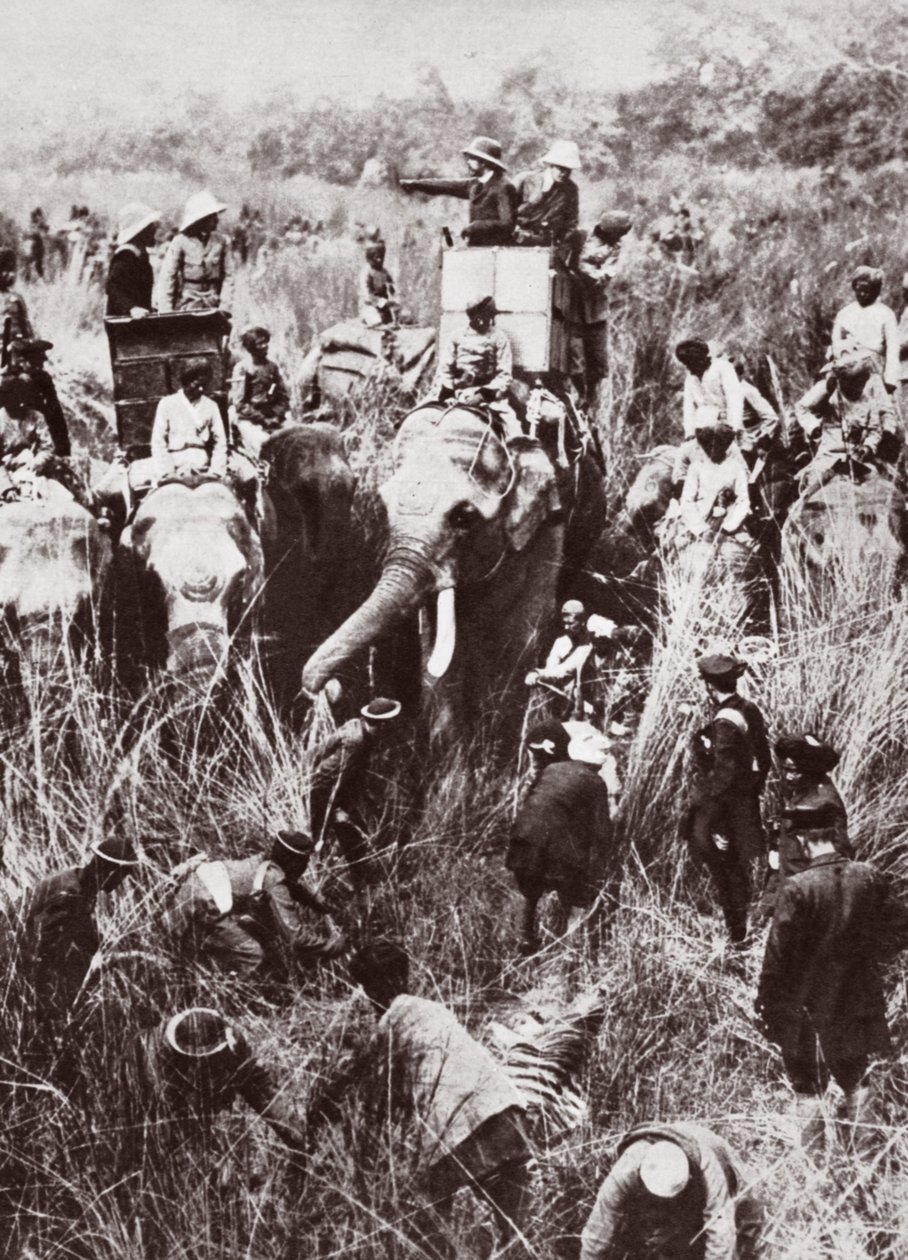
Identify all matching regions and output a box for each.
[449,502,481,531]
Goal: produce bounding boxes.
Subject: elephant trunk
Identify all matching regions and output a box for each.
[301,545,437,694]
[166,622,231,688]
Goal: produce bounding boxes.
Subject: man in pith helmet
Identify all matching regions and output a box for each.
[105,202,160,316]
[513,139,581,248]
[158,190,230,312]
[399,135,517,246]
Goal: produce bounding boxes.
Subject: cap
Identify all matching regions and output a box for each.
[639,1141,691,1198]
[275,829,315,856]
[164,1008,235,1058]
[696,653,746,685]
[179,190,228,233]
[465,294,496,319]
[587,614,617,640]
[525,719,570,760]
[360,697,401,722]
[462,135,506,171]
[596,210,632,238]
[850,265,883,287]
[561,599,585,615]
[90,836,139,866]
[542,139,581,171]
[782,800,842,831]
[775,733,840,774]
[365,241,386,260]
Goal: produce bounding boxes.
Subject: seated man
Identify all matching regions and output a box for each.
[676,422,751,542]
[358,241,398,327]
[230,324,290,457]
[513,139,581,249]
[150,361,228,484]
[436,295,521,437]
[7,337,70,456]
[794,349,895,498]
[832,265,899,393]
[0,375,57,499]
[672,339,745,491]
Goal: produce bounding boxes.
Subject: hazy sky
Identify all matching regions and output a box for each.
[3,0,661,132]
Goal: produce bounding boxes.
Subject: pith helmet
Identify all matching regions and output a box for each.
[116,202,160,247]
[164,1008,235,1058]
[462,136,507,171]
[180,190,227,233]
[542,139,581,171]
[639,1141,691,1198]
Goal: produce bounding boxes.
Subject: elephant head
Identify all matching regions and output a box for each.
[301,406,563,705]
[0,497,111,679]
[624,444,677,537]
[259,422,356,698]
[782,472,906,599]
[118,481,263,688]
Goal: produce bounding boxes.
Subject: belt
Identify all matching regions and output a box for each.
[169,443,207,452]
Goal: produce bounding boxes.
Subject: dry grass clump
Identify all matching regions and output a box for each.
[2,166,908,1256]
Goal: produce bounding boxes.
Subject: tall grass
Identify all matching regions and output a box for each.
[2,163,908,1256]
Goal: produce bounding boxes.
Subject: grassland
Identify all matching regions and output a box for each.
[1,164,908,1258]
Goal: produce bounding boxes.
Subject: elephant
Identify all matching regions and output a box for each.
[115,479,264,690]
[258,422,357,703]
[780,471,908,608]
[300,404,606,736]
[0,489,111,691]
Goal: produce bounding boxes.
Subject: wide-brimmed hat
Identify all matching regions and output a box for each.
[640,1141,690,1198]
[275,829,315,856]
[462,136,506,171]
[696,653,746,685]
[360,697,401,722]
[179,190,227,233]
[10,337,53,358]
[90,836,139,866]
[164,1008,235,1058]
[116,202,160,247]
[775,733,840,774]
[542,139,581,171]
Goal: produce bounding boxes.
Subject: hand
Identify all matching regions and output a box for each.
[460,227,472,242]
[129,306,150,318]
[399,180,414,193]
[525,670,539,686]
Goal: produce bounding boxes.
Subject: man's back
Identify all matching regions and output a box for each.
[376,993,524,1163]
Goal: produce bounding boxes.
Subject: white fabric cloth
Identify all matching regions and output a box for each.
[150,390,227,481]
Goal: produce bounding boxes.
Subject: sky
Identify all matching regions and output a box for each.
[1,0,662,134]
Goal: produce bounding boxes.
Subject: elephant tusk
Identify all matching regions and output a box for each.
[426,587,456,679]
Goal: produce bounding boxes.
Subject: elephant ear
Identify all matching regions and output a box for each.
[505,442,562,552]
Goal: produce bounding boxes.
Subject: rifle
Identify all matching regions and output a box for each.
[0,316,11,372]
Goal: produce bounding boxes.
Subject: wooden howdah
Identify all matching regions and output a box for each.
[439,245,572,378]
[104,311,231,455]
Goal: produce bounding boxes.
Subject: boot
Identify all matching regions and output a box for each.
[794,1092,826,1163]
[842,1085,876,1160]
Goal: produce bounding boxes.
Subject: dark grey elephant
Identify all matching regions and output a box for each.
[115,480,264,690]
[258,422,356,702]
[301,405,604,735]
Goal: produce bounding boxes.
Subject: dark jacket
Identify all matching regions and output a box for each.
[514,170,579,245]
[23,867,98,1007]
[693,693,771,807]
[106,245,154,316]
[406,173,517,245]
[777,778,851,878]
[757,853,908,1060]
[507,760,610,902]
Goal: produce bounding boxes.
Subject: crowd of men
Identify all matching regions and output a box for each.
[4,139,908,1258]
